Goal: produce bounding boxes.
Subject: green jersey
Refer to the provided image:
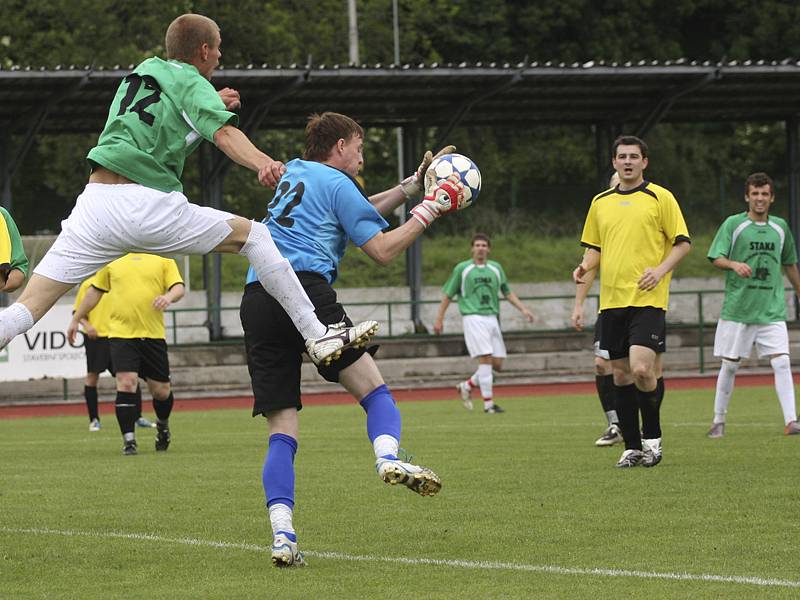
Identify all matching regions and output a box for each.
[442,259,511,316]
[87,57,238,193]
[707,213,797,323]
[0,207,28,278]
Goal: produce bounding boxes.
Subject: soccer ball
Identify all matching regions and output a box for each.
[428,153,481,207]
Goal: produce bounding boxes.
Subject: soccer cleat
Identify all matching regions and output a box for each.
[376,457,442,496]
[641,438,662,467]
[615,448,644,468]
[456,381,473,410]
[595,424,623,446]
[89,418,101,432]
[305,320,379,366]
[122,439,138,456]
[136,416,157,428]
[707,422,725,438]
[784,421,800,435]
[155,422,171,452]
[484,404,505,414]
[271,533,305,568]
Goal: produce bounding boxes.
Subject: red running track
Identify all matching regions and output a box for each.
[0,373,783,419]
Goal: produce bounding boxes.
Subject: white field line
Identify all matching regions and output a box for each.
[2,526,799,589]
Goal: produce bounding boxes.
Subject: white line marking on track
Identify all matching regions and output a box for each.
[2,526,798,589]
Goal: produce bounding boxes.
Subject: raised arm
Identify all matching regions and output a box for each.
[213,125,285,188]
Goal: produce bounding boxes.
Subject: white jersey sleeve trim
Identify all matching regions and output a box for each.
[181,110,202,146]
[767,220,786,254]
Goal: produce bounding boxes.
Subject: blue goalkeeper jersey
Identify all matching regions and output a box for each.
[245,159,388,284]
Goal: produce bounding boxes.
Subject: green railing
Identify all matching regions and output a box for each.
[163,287,798,374]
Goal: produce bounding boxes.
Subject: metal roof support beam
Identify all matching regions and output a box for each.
[787,117,800,319]
[402,126,426,332]
[434,71,523,147]
[633,70,720,139]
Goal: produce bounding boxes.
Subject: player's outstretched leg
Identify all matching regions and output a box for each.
[361,384,441,496]
[237,222,377,365]
[264,433,304,567]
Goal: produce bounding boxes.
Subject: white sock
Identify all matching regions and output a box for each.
[268,503,295,536]
[239,222,326,339]
[373,434,399,459]
[0,303,34,348]
[477,363,493,400]
[605,410,619,425]
[713,359,739,424]
[771,355,797,424]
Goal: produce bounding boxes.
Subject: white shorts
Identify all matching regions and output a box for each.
[34,183,235,284]
[713,319,789,359]
[462,314,507,358]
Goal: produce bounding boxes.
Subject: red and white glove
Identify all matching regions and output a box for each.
[409,173,465,228]
[400,144,457,199]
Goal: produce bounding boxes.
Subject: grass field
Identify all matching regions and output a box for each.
[2,386,799,599]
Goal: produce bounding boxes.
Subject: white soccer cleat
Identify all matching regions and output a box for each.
[89,419,101,432]
[305,320,379,366]
[641,438,662,468]
[615,448,644,468]
[707,422,725,438]
[271,533,305,568]
[376,457,442,497]
[456,381,473,410]
[595,424,623,446]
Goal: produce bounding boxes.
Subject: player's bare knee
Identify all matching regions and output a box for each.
[594,357,612,376]
[213,217,252,253]
[115,373,138,393]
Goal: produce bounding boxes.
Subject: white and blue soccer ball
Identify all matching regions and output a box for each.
[428,153,481,206]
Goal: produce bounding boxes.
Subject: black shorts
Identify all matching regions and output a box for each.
[84,336,114,375]
[240,272,377,417]
[597,306,666,360]
[109,338,170,383]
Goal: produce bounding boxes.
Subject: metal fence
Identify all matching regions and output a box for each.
[162,287,795,374]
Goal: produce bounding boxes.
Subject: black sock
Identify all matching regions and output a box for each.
[153,391,174,423]
[135,385,143,419]
[595,374,617,416]
[613,383,641,450]
[640,378,664,439]
[115,391,139,436]
[84,385,99,421]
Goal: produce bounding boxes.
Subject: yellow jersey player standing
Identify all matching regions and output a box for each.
[68,254,184,455]
[574,135,691,468]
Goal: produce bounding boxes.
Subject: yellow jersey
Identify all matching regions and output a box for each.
[93,254,184,339]
[580,181,690,311]
[74,277,114,337]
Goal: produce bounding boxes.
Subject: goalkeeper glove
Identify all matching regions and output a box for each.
[399,144,457,199]
[409,173,465,228]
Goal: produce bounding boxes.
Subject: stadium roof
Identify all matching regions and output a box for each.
[3,59,800,136]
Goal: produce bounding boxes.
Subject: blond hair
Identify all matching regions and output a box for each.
[165,14,219,61]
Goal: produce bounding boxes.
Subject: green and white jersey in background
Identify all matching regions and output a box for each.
[442,259,511,316]
[87,57,238,193]
[707,212,797,323]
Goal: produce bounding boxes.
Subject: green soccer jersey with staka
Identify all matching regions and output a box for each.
[442,260,511,316]
[707,213,797,323]
[87,57,238,193]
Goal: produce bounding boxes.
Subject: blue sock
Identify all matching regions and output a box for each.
[359,384,401,458]
[263,433,297,510]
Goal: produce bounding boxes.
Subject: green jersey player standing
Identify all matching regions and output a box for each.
[0,13,378,394]
[434,233,534,413]
[706,172,800,437]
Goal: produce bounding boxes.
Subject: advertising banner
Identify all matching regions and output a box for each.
[0,304,98,381]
